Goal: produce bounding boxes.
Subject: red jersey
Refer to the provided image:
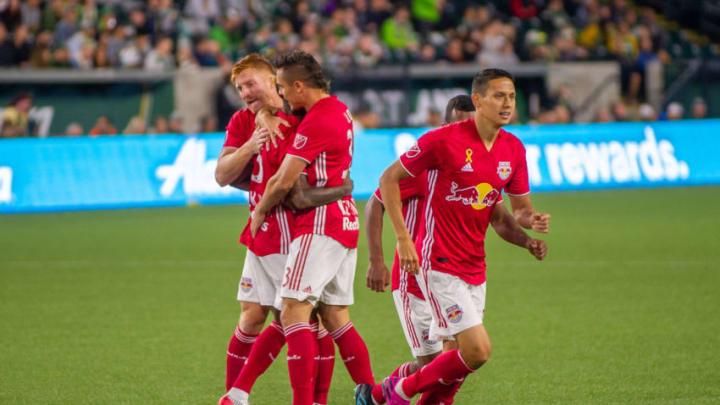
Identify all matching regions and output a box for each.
[399,120,530,285]
[225,108,301,256]
[374,172,428,299]
[286,96,359,248]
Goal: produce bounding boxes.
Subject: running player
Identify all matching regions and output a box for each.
[359,95,475,405]
[216,54,350,405]
[360,69,549,405]
[248,50,375,405]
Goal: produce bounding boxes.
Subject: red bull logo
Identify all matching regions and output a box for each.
[497,161,512,180]
[445,182,500,210]
[240,277,253,293]
[445,304,463,324]
[422,328,438,345]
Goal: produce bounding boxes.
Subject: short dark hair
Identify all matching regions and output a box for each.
[274,50,330,92]
[444,95,475,123]
[471,68,514,95]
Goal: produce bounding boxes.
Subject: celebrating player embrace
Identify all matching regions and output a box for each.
[355,69,550,405]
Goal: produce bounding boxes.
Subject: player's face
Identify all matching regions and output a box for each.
[276,69,303,110]
[234,68,276,113]
[473,78,515,127]
[448,109,474,124]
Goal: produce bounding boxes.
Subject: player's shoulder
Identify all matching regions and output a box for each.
[498,127,525,150]
[227,108,254,129]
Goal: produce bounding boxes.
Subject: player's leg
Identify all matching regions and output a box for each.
[365,290,441,405]
[226,252,270,390]
[416,340,464,405]
[385,271,488,404]
[317,245,375,386]
[282,297,317,405]
[223,253,287,404]
[313,316,335,405]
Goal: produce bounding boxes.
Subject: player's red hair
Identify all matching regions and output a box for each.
[230,54,276,84]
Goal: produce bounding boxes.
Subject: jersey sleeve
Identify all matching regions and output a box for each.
[505,141,530,196]
[286,119,327,164]
[223,111,253,148]
[399,129,444,177]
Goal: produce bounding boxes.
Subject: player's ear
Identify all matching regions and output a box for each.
[471,92,482,109]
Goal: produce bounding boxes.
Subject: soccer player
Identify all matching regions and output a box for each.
[248,50,375,405]
[360,95,476,405]
[361,69,549,405]
[215,54,350,405]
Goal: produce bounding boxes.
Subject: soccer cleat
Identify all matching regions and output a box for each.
[381,376,410,405]
[218,395,248,405]
[354,383,373,405]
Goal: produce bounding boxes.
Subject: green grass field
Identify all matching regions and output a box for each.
[2,186,720,404]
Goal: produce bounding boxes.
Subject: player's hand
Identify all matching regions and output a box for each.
[366,260,390,292]
[249,128,269,154]
[526,239,547,260]
[341,177,354,196]
[530,212,551,233]
[397,237,420,275]
[256,112,288,149]
[250,210,266,238]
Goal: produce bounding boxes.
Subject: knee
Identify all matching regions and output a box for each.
[460,342,491,369]
[317,305,349,332]
[238,302,268,333]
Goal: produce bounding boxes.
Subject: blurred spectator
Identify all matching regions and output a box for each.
[168,111,183,133]
[54,6,79,46]
[63,122,84,136]
[149,116,169,134]
[638,103,656,121]
[665,102,684,120]
[692,97,708,119]
[416,43,436,63]
[200,115,218,133]
[381,6,418,54]
[0,0,22,32]
[612,100,629,121]
[119,33,150,68]
[1,92,34,138]
[123,116,147,135]
[511,0,539,20]
[21,0,42,33]
[144,36,175,71]
[353,33,383,67]
[88,115,117,136]
[426,108,443,127]
[353,106,381,131]
[594,105,615,123]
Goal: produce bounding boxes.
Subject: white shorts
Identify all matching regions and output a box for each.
[280,234,357,307]
[236,251,286,310]
[416,269,487,342]
[392,290,443,357]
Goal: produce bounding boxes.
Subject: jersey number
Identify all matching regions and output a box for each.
[251,155,263,184]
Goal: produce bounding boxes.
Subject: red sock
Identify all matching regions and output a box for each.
[371,383,386,404]
[416,376,465,405]
[232,321,285,392]
[400,349,473,398]
[225,326,257,391]
[390,361,415,378]
[314,329,335,405]
[285,322,317,405]
[330,322,375,385]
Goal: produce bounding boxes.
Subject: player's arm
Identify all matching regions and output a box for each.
[490,202,547,260]
[508,194,550,233]
[365,194,390,292]
[214,128,268,186]
[379,160,418,274]
[284,175,354,211]
[250,155,306,236]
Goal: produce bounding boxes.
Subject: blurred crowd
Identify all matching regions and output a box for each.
[1,0,717,135]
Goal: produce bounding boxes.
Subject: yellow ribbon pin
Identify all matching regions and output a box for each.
[465,148,473,163]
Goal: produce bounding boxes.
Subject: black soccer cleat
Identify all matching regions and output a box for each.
[354,383,374,405]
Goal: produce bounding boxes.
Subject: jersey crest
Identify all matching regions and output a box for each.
[497,161,512,180]
[294,134,308,149]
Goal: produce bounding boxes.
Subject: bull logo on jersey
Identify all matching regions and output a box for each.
[445,182,500,210]
[240,277,253,293]
[497,161,512,180]
[294,134,308,149]
[405,143,421,159]
[422,328,438,345]
[446,304,463,323]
